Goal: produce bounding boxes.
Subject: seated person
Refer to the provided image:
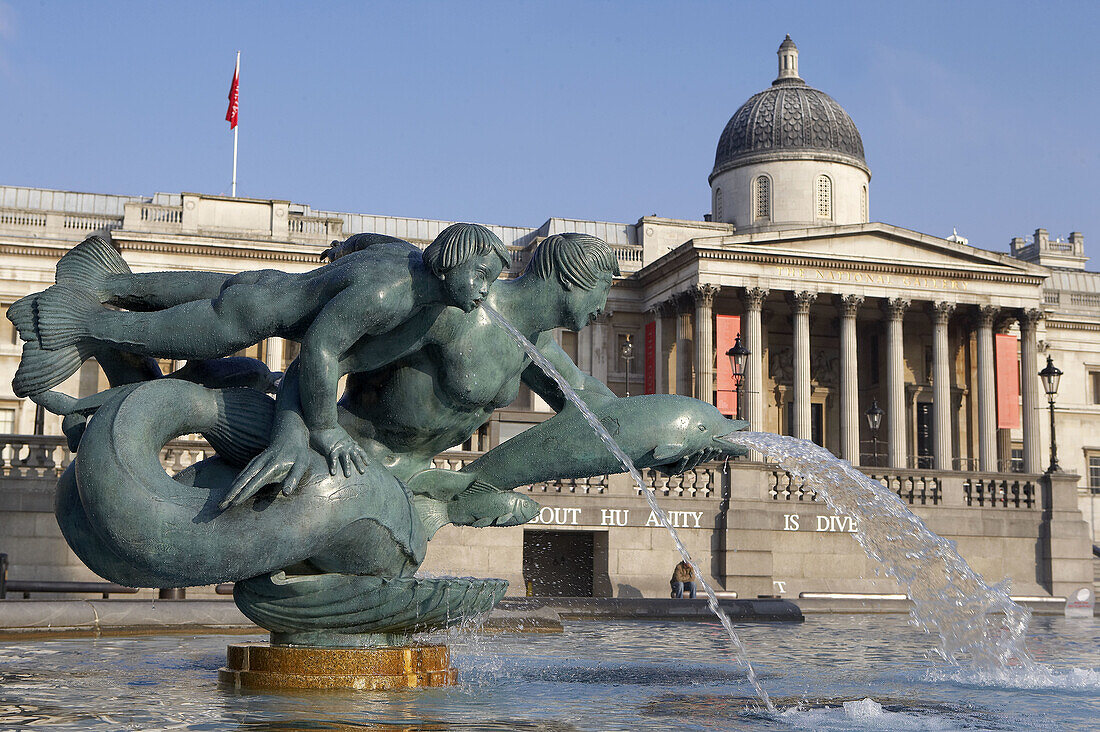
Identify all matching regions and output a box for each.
[10,223,508,470]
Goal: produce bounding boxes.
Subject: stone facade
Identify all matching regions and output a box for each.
[0,36,1094,601]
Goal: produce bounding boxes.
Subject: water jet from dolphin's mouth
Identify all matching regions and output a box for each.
[481,303,775,712]
[722,430,1035,672]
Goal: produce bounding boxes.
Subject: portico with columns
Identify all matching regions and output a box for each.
[637,222,1050,474]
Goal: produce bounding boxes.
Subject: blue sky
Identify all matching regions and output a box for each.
[0,1,1096,259]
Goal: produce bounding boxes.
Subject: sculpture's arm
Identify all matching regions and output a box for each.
[520,331,616,413]
[298,284,413,475]
[220,360,313,509]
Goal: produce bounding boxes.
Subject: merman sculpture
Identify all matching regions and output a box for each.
[10,227,748,653]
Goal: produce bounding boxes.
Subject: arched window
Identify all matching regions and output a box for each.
[815,175,832,220]
[714,187,723,221]
[753,176,771,222]
[861,185,868,223]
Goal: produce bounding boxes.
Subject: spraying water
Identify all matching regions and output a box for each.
[724,431,1035,670]
[482,304,775,711]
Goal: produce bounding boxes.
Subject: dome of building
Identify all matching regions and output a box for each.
[711,37,867,180]
[709,37,871,231]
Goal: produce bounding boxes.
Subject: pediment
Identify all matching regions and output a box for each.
[692,223,1046,278]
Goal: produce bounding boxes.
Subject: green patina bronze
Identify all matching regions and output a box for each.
[10,225,747,647]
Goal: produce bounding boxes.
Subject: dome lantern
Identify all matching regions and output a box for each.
[776,35,800,82]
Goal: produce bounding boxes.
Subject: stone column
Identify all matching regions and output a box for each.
[931,302,955,471]
[265,337,285,373]
[976,305,998,473]
[742,287,769,431]
[675,293,693,397]
[789,291,816,440]
[1019,308,1043,473]
[839,295,863,463]
[883,298,910,468]
[692,284,721,403]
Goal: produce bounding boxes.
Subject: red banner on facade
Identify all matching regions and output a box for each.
[995,333,1020,429]
[715,314,740,416]
[644,321,656,394]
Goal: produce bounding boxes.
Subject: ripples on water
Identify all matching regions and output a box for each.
[0,617,1096,730]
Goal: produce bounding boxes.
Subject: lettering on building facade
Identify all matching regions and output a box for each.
[782,513,859,533]
[527,506,707,529]
[775,266,968,291]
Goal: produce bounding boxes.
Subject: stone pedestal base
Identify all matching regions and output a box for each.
[218,642,456,690]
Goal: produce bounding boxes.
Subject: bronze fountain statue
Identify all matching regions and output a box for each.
[10,224,746,685]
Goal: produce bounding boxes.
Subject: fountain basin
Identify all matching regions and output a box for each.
[1,614,1095,730]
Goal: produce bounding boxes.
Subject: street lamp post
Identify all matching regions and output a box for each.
[620,336,635,398]
[1039,355,1062,473]
[726,334,750,422]
[866,399,884,467]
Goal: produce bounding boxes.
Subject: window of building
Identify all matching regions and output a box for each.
[752,176,771,222]
[560,329,578,363]
[0,407,14,434]
[861,185,869,222]
[714,187,723,221]
[1089,454,1100,493]
[1091,370,1100,404]
[816,175,832,220]
[1010,447,1024,473]
[0,305,17,345]
[283,340,301,369]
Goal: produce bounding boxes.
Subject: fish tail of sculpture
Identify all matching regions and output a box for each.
[12,339,96,397]
[413,485,541,540]
[6,295,36,341]
[54,233,132,290]
[24,233,129,351]
[31,284,103,350]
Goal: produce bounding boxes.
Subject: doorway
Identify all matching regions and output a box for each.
[523,530,595,597]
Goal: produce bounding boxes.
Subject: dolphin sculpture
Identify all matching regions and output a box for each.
[450,394,749,492]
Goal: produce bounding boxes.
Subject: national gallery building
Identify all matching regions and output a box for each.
[0,38,1094,602]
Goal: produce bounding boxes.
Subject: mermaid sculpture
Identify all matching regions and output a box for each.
[11,227,747,647]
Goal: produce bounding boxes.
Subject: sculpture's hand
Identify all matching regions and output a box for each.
[220,438,313,510]
[653,447,726,476]
[310,427,371,477]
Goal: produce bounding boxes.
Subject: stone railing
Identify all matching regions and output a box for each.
[0,434,213,485]
[766,463,1039,510]
[0,209,124,235]
[287,214,343,241]
[0,209,47,229]
[612,244,644,274]
[0,434,1039,511]
[62,212,123,232]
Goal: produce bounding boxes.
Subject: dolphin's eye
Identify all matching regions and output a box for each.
[697,424,707,431]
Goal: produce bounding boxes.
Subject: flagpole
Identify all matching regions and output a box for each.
[231,51,240,197]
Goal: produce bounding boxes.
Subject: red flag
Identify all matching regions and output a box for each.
[225,59,239,129]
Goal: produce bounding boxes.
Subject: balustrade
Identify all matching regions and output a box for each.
[287,214,343,239]
[62,213,122,232]
[0,434,1042,513]
[139,203,183,224]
